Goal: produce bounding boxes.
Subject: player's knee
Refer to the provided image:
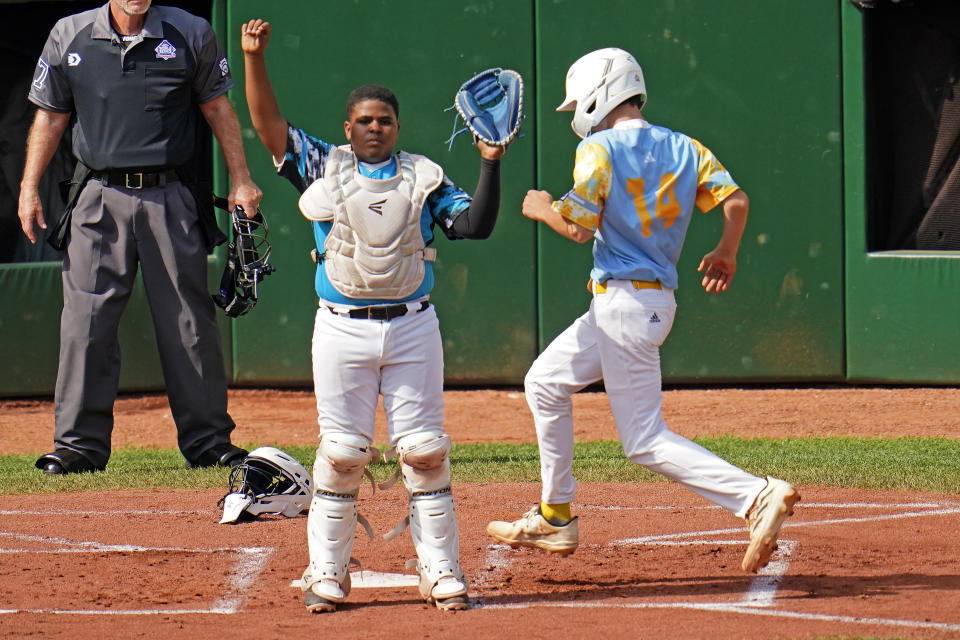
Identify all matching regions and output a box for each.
[622,422,672,464]
[313,432,377,495]
[523,359,545,390]
[397,432,451,494]
[524,366,570,413]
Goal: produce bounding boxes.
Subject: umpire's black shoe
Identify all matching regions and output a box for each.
[185,443,248,469]
[35,449,101,475]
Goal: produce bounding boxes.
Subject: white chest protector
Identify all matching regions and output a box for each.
[298,146,444,300]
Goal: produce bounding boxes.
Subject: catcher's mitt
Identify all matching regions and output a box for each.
[446,67,523,150]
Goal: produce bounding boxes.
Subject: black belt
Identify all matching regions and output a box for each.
[328,300,430,320]
[91,169,179,189]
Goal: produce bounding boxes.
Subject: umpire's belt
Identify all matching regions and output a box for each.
[90,169,180,190]
[325,300,430,321]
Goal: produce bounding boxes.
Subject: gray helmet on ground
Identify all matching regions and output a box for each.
[218,447,313,524]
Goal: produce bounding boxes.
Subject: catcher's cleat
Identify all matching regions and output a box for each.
[741,477,800,573]
[487,506,579,556]
[420,575,469,611]
[303,575,350,613]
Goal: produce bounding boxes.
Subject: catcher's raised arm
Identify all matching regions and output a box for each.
[241,19,287,161]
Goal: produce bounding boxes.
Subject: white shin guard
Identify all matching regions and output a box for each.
[303,433,378,601]
[395,432,467,600]
[304,494,357,601]
[409,490,466,598]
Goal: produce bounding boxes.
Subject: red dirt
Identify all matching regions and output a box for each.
[2,386,960,639]
[3,386,959,454]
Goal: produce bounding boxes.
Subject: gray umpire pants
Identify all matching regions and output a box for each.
[53,177,235,468]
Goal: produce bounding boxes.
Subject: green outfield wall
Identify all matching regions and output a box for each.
[1,0,956,397]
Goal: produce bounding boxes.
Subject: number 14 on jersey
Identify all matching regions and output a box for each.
[626,174,680,237]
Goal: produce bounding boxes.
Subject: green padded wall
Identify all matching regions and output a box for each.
[0,263,64,395]
[841,3,960,384]
[0,259,231,396]
[7,0,957,395]
[535,0,845,382]
[222,0,537,385]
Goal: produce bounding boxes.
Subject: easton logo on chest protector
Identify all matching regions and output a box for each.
[315,147,444,300]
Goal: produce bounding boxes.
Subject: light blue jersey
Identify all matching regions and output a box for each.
[554,119,739,289]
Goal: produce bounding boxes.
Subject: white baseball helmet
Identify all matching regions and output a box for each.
[557,47,646,139]
[218,447,313,524]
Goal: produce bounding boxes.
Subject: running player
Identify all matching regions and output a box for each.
[487,47,798,574]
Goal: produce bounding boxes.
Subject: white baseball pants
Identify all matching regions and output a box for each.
[525,280,765,518]
[310,302,445,445]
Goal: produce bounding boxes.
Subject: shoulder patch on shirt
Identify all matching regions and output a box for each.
[218,56,229,77]
[32,59,50,90]
[154,39,177,60]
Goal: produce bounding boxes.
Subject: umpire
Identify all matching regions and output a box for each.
[17,0,262,474]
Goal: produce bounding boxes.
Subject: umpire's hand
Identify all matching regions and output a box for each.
[230,177,263,219]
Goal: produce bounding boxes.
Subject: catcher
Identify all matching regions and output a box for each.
[241,19,520,613]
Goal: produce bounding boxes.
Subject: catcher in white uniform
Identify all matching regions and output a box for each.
[241,20,506,612]
[487,48,799,574]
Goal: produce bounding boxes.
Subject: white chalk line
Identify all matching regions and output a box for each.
[741,540,796,607]
[579,501,959,512]
[614,506,960,545]
[0,528,273,616]
[0,530,261,554]
[481,501,960,633]
[471,542,515,589]
[473,600,960,633]
[212,547,274,613]
[0,509,208,516]
[3,501,959,627]
[0,608,231,616]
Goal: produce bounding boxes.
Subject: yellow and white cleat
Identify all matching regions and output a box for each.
[742,477,800,573]
[487,506,579,556]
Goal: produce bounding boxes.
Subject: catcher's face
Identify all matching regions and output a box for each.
[344,99,399,163]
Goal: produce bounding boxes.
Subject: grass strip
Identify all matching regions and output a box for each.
[2,437,959,495]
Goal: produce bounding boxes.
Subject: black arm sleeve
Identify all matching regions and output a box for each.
[449,157,501,239]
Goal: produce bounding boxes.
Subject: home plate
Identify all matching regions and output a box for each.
[290,571,419,589]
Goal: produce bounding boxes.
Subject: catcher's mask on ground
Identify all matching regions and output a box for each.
[218,447,313,524]
[558,47,646,139]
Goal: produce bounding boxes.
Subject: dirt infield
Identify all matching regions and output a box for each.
[2,387,960,639]
[4,386,960,453]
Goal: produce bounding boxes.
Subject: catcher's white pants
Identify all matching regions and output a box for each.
[526,281,766,518]
[311,303,445,445]
[307,303,464,590]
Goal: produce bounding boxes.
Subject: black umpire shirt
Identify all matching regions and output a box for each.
[27,2,232,171]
